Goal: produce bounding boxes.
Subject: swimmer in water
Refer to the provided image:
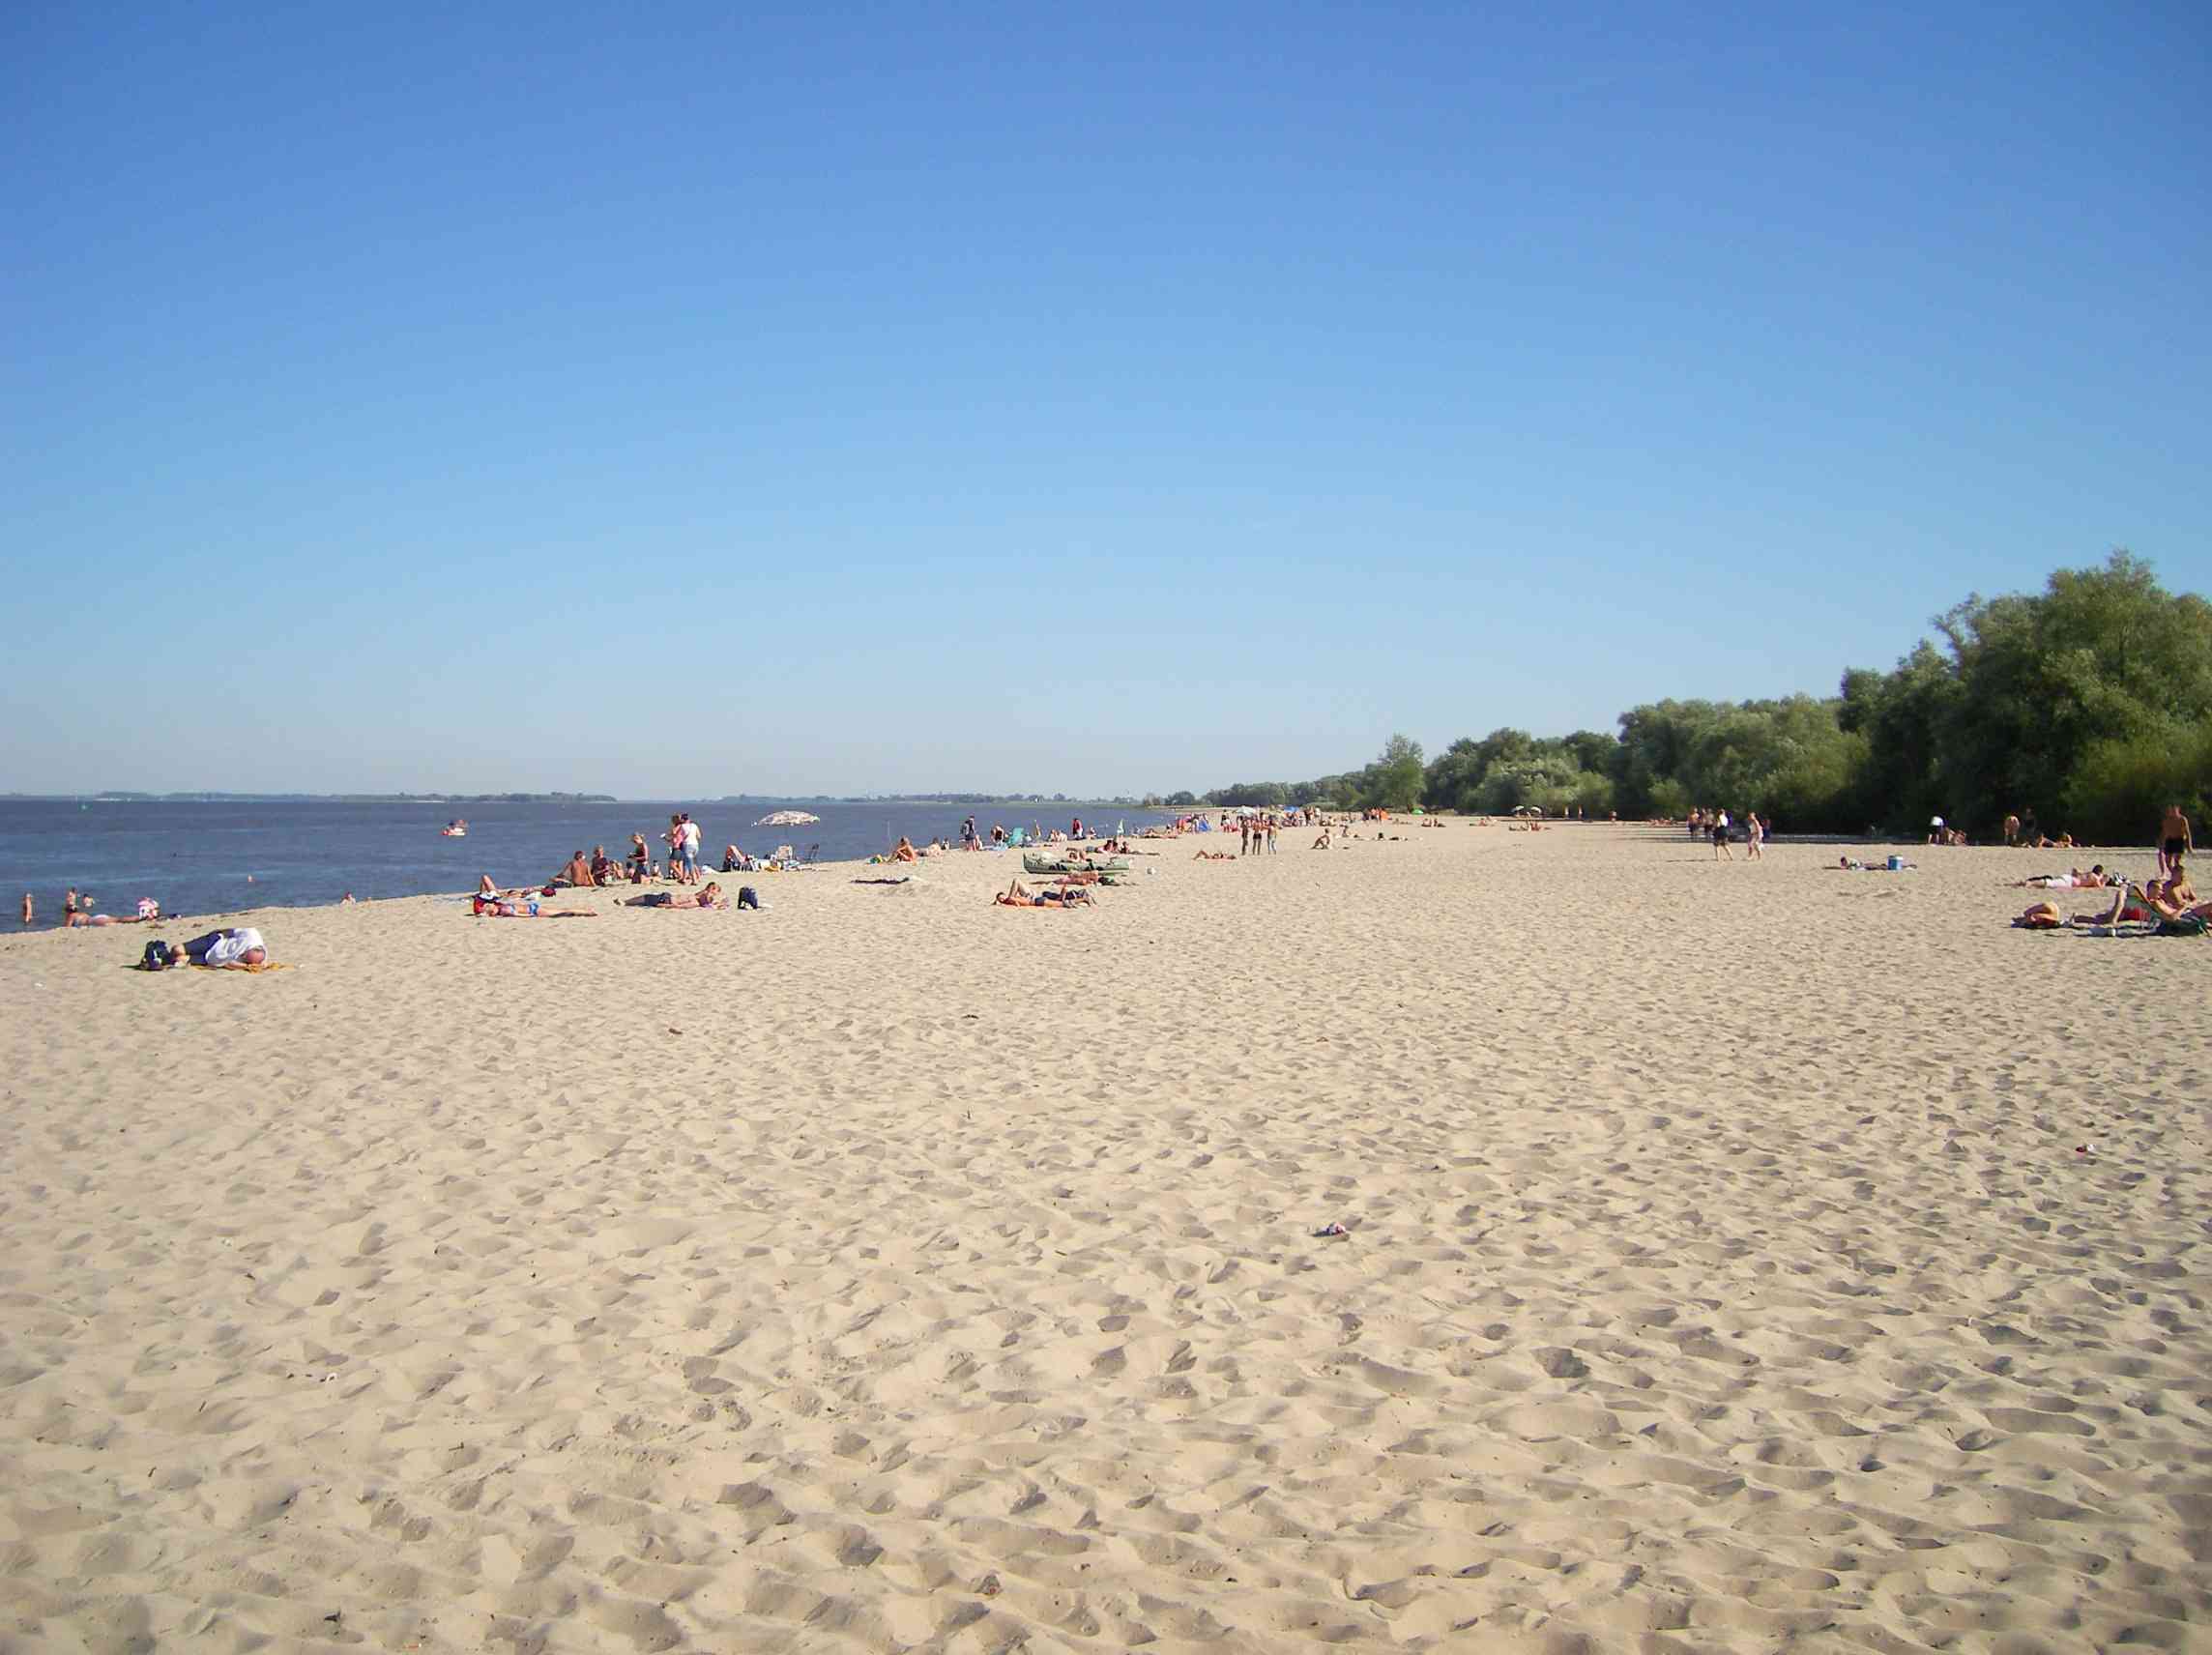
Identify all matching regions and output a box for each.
[19,893,31,925]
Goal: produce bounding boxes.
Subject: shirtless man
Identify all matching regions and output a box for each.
[624,882,727,910]
[557,851,596,887]
[2159,804,2194,881]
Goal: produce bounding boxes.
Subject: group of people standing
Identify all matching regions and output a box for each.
[1687,808,1766,860]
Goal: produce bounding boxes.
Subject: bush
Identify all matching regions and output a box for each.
[2063,723,2212,846]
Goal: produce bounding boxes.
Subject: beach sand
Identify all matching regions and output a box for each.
[2,827,2205,1652]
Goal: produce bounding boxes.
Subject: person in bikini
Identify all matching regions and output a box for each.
[474,895,596,917]
[997,878,1092,907]
[2027,866,2208,929]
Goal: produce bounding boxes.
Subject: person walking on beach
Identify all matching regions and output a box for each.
[1745,812,1764,859]
[1712,809,1732,860]
[2159,803,2194,881]
[682,815,701,882]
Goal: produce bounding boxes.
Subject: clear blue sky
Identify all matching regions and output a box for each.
[5,1,2205,797]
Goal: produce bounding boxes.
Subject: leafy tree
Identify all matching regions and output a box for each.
[1934,552,2212,833]
[1363,734,1425,811]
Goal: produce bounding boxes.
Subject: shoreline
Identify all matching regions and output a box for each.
[2,822,2173,942]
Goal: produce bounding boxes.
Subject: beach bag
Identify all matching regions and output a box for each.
[737,886,760,910]
[2156,915,2208,938]
[140,940,177,971]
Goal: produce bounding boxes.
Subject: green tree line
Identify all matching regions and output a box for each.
[1153,554,2212,841]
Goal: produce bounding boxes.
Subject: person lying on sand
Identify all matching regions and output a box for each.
[185,927,268,966]
[2017,877,2211,929]
[624,882,728,911]
[67,909,152,927]
[2009,866,2111,888]
[2103,879,2212,924]
[997,878,1092,907]
[1194,850,1236,860]
[473,893,596,917]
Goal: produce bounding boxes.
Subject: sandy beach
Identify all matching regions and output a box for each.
[2,825,2205,1653]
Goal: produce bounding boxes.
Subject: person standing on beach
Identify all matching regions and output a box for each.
[19,893,31,926]
[682,815,702,882]
[2003,812,2022,847]
[1713,809,1732,860]
[1745,813,1763,859]
[2160,804,2194,880]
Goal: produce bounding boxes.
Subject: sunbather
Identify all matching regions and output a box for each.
[2009,866,2110,888]
[184,927,268,966]
[889,837,918,863]
[624,882,728,911]
[474,897,597,917]
[2104,879,2212,924]
[997,878,1092,907]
